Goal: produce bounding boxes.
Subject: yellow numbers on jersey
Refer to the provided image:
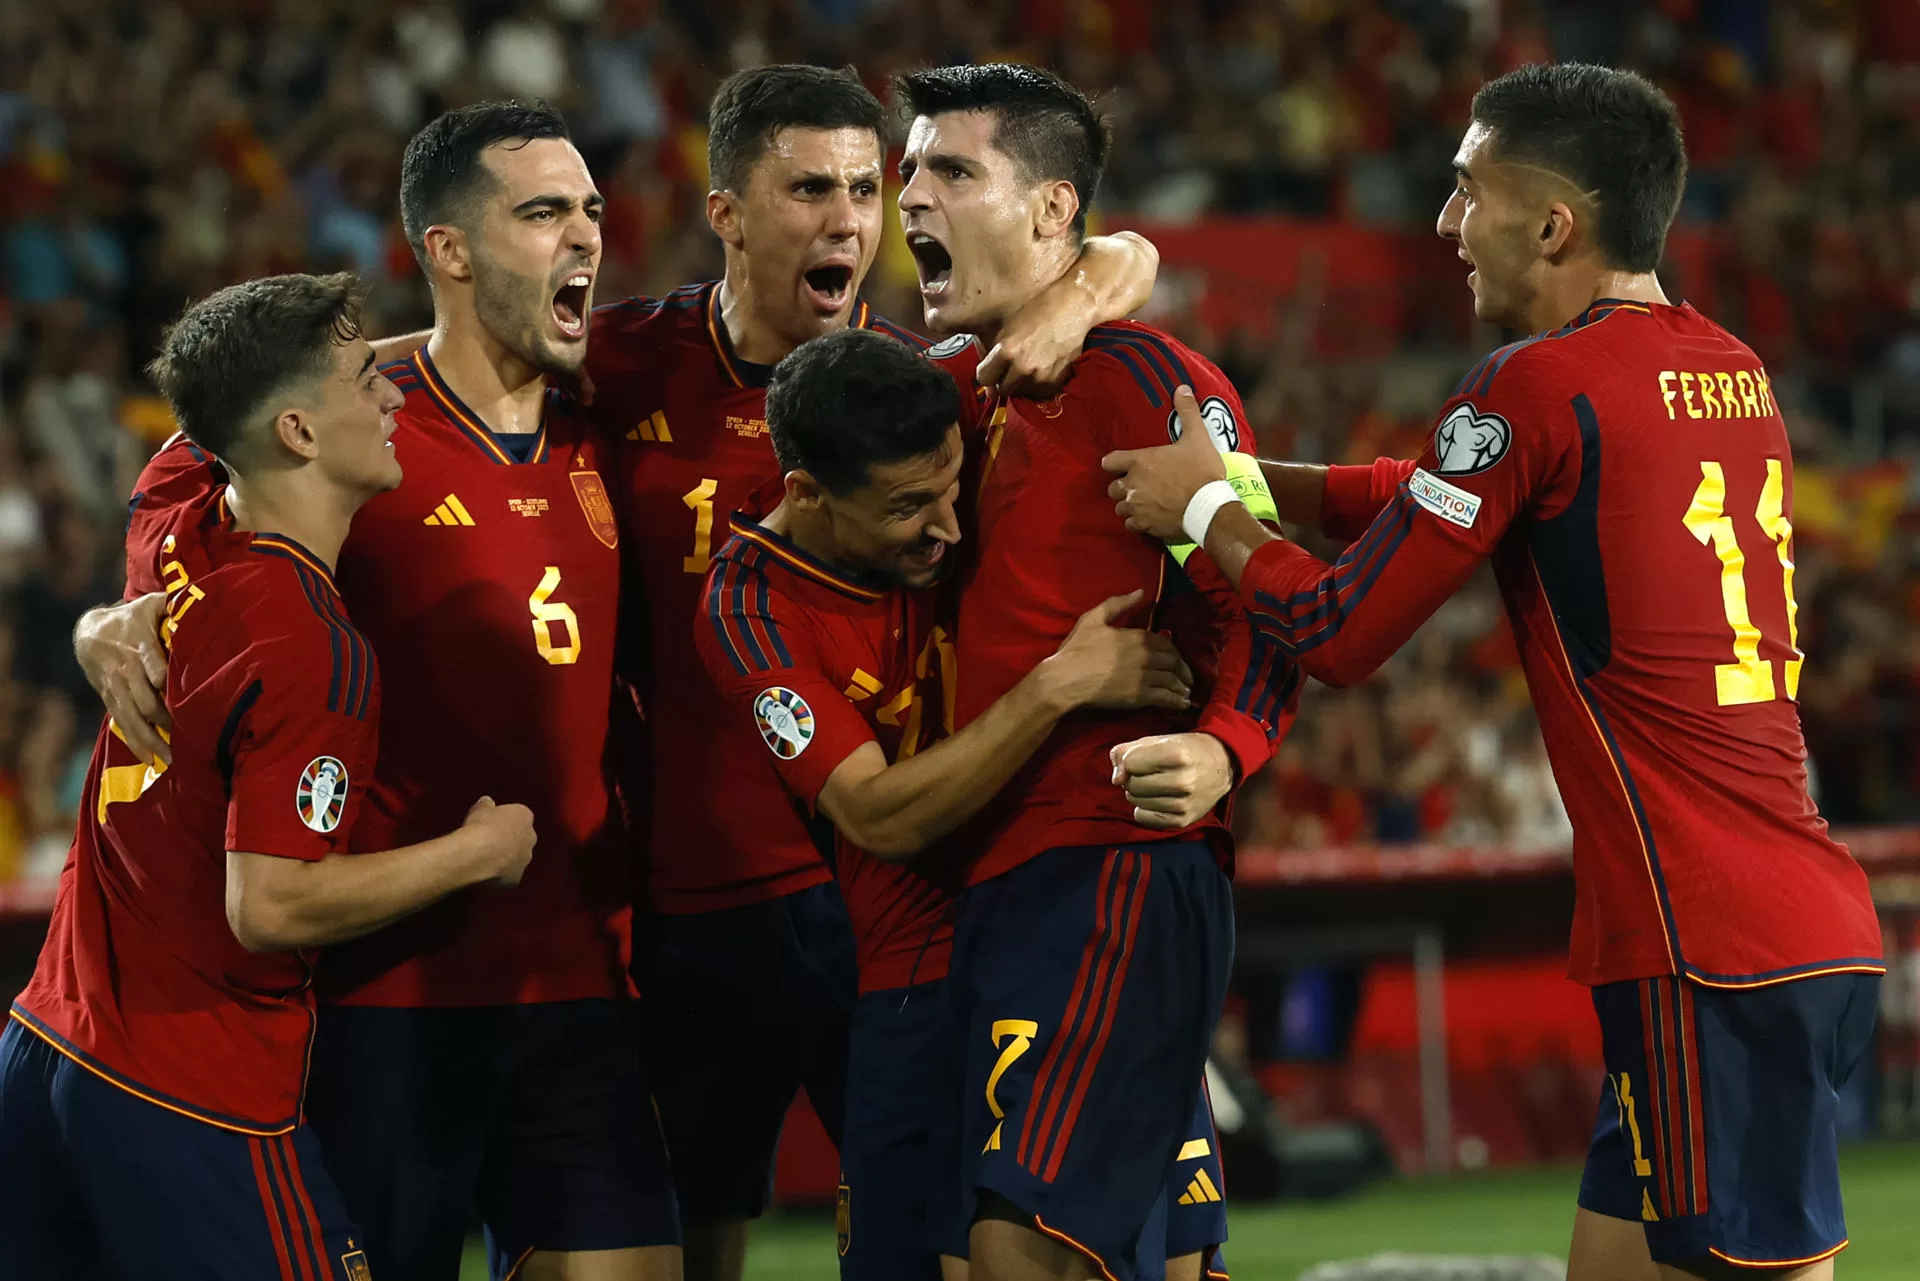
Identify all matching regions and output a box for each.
[682,478,718,575]
[1611,1071,1656,1179]
[97,721,170,825]
[982,1019,1039,1153]
[528,566,581,666]
[158,553,204,653]
[1683,459,1803,706]
[880,625,957,763]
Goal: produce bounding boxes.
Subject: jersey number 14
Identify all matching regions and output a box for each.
[1684,459,1801,706]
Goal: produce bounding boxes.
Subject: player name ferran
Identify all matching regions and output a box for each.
[1657,367,1777,420]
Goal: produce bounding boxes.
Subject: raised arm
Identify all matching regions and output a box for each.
[978,231,1161,396]
[1108,371,1571,687]
[370,329,431,365]
[819,591,1189,860]
[74,593,172,766]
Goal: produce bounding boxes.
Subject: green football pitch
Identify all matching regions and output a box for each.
[461,1141,1920,1279]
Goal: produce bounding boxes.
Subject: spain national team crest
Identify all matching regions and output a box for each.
[341,1249,373,1281]
[297,756,349,833]
[754,687,815,759]
[570,470,620,549]
[836,1183,851,1256]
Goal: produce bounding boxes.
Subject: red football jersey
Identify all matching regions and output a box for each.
[15,489,378,1131]
[1241,298,1883,987]
[588,282,930,912]
[123,348,631,1007]
[931,322,1301,886]
[694,482,956,994]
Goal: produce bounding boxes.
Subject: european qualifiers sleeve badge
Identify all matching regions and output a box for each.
[1167,395,1240,452]
[297,756,349,833]
[1431,401,1512,476]
[754,687,815,759]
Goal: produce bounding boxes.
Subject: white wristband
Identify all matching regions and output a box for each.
[1181,480,1241,548]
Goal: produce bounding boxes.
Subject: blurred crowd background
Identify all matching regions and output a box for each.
[4,0,1920,889]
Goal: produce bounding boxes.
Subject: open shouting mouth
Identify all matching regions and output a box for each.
[552,270,592,338]
[908,232,952,296]
[802,261,856,313]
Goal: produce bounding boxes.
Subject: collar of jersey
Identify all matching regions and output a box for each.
[1561,297,1655,332]
[248,532,339,590]
[705,282,874,390]
[726,511,888,602]
[406,347,550,465]
[209,488,340,589]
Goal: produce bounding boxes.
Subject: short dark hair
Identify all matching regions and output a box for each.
[894,63,1111,237]
[767,329,961,496]
[148,273,366,462]
[400,100,571,270]
[1470,63,1687,274]
[707,65,886,194]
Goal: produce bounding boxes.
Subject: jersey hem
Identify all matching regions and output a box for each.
[649,864,834,914]
[1707,1239,1847,1268]
[317,972,636,1008]
[967,824,1225,887]
[7,1006,300,1136]
[1683,958,1886,989]
[1570,957,1887,989]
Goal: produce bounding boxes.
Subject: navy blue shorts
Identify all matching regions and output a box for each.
[304,998,677,1281]
[1577,971,1880,1269]
[839,980,949,1281]
[942,841,1234,1281]
[0,1016,368,1281]
[634,881,859,1220]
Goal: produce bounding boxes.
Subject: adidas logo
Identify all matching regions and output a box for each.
[842,669,882,701]
[628,410,673,443]
[1177,1169,1222,1205]
[423,495,475,527]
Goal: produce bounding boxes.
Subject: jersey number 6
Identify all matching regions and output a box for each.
[529,566,581,666]
[1684,459,1802,706]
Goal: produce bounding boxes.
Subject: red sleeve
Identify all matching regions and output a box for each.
[224,636,378,861]
[125,435,223,596]
[1087,337,1299,780]
[696,570,877,811]
[1321,458,1420,542]
[1239,345,1583,687]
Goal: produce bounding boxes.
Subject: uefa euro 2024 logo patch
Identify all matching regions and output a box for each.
[297,756,348,833]
[754,687,815,759]
[1432,401,1511,476]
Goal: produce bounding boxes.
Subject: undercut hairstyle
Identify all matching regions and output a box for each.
[1470,63,1687,274]
[148,273,366,463]
[400,100,571,270]
[894,63,1111,238]
[707,64,887,194]
[767,329,961,497]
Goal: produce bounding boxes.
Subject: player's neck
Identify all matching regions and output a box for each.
[716,270,800,367]
[425,312,549,436]
[761,499,848,571]
[1531,267,1670,333]
[967,236,1080,351]
[224,474,358,574]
